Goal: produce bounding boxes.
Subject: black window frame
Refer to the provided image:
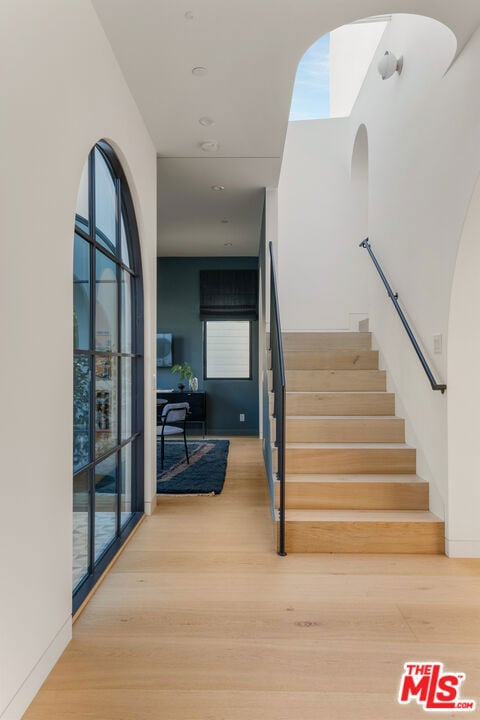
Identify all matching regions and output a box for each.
[72,140,144,613]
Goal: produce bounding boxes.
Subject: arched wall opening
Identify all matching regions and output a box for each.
[351,123,369,239]
[289,13,456,122]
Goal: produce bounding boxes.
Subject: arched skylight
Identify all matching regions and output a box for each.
[289,34,330,121]
[290,17,391,121]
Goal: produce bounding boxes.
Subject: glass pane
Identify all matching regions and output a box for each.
[121,270,132,353]
[121,357,132,441]
[75,157,89,232]
[73,234,90,350]
[73,354,91,472]
[121,215,131,268]
[95,355,118,457]
[95,147,117,254]
[73,470,90,590]
[94,454,117,561]
[96,250,118,352]
[120,443,133,527]
[206,320,250,378]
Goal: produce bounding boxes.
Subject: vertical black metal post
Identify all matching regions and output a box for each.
[269,242,287,556]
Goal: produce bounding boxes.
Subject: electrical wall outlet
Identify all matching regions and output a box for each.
[433,334,443,354]
[239,413,245,422]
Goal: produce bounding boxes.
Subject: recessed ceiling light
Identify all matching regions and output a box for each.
[224,242,233,246]
[192,66,208,77]
[184,10,194,19]
[199,116,214,127]
[221,218,229,224]
[200,140,219,152]
[211,185,225,192]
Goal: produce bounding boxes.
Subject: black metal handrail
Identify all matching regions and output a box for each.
[359,239,446,393]
[269,241,287,555]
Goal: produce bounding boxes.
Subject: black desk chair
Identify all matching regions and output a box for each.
[157,402,190,469]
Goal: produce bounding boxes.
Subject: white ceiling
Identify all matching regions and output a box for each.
[91,0,480,257]
[156,158,277,255]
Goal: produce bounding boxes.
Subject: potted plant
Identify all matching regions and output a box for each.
[171,362,194,391]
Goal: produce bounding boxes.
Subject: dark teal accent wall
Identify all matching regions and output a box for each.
[157,257,259,435]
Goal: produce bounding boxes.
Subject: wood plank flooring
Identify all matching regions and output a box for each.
[24,437,480,720]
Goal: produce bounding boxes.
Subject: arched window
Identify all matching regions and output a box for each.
[73,141,144,610]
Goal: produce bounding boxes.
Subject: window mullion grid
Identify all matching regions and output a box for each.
[73,432,142,478]
[75,225,137,277]
[116,179,122,538]
[88,148,96,577]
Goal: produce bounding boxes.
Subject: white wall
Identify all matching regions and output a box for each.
[330,21,388,117]
[277,12,480,553]
[0,2,156,718]
[278,119,369,330]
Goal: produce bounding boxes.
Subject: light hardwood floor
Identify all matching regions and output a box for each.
[25,437,480,719]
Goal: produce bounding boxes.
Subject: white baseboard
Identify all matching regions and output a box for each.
[1,615,71,720]
[144,496,157,515]
[445,539,480,558]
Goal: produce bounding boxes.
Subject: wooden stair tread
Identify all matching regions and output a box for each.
[287,391,391,395]
[282,332,372,351]
[286,415,400,420]
[284,369,386,391]
[283,509,442,522]
[284,350,379,370]
[283,416,405,443]
[276,472,429,510]
[283,392,395,415]
[285,442,413,450]
[285,369,383,373]
[285,415,403,422]
[284,473,426,484]
[283,332,371,339]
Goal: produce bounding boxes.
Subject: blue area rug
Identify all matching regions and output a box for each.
[157,439,230,494]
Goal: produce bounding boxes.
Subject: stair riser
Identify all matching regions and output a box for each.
[275,481,428,510]
[285,418,405,443]
[282,448,416,474]
[279,521,444,554]
[286,393,395,416]
[282,332,372,351]
[285,370,386,392]
[284,350,379,370]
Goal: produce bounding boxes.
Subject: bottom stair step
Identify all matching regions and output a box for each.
[278,509,444,554]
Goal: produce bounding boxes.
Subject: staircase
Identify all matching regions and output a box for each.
[271,331,445,554]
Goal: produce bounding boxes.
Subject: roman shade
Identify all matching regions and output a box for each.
[200,269,258,319]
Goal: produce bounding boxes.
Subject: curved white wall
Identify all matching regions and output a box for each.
[330,21,388,117]
[0,2,156,718]
[349,14,474,529]
[448,173,480,556]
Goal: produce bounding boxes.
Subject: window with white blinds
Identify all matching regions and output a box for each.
[205,321,251,379]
